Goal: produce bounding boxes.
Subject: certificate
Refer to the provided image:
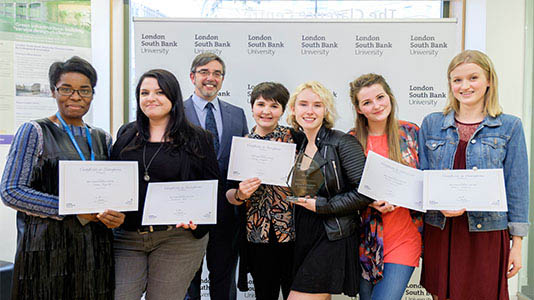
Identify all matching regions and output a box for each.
[142,180,218,225]
[227,137,296,186]
[59,161,138,215]
[423,169,507,211]
[358,151,425,212]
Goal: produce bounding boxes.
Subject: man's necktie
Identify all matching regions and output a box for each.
[205,102,220,154]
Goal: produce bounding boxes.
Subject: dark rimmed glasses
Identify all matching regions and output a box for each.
[193,69,224,79]
[55,86,93,98]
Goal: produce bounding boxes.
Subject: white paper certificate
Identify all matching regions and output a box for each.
[142,180,218,225]
[423,169,507,212]
[227,137,296,186]
[358,151,425,212]
[59,161,138,215]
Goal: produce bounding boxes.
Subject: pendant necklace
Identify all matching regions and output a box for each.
[143,142,164,182]
[368,135,374,153]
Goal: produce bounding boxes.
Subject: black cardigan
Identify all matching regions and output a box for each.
[111,121,221,238]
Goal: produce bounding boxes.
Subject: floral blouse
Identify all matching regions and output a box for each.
[244,125,295,244]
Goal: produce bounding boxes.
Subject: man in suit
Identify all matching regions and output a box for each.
[184,52,248,300]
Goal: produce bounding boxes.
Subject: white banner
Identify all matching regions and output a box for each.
[134,18,458,300]
[133,18,458,132]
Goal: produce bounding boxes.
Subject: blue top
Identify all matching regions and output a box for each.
[418,111,530,236]
[191,93,223,141]
[0,120,111,218]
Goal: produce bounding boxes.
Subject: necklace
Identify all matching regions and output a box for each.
[142,143,164,182]
[368,136,374,153]
[367,134,380,154]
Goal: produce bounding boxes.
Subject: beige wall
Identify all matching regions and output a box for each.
[463,1,528,298]
[486,0,526,119]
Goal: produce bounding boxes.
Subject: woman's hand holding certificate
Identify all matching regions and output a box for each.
[423,169,507,212]
[227,137,296,186]
[358,151,425,212]
[141,180,218,225]
[358,151,508,212]
[59,161,139,215]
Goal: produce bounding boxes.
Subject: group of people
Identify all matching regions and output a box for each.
[0,49,529,300]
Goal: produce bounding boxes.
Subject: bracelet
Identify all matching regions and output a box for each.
[234,190,245,203]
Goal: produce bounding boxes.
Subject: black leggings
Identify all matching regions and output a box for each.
[247,241,294,300]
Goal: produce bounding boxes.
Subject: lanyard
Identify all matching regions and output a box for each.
[55,112,95,161]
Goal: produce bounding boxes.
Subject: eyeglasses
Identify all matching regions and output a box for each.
[194,69,224,79]
[55,86,93,98]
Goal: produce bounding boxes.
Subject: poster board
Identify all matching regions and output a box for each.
[0,1,92,145]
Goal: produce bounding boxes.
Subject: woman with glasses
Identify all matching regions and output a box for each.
[226,82,295,300]
[1,56,124,300]
[286,81,371,300]
[348,73,422,300]
[111,69,220,300]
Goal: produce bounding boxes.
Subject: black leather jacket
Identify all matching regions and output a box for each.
[294,126,372,241]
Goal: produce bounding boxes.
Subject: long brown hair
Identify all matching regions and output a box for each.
[349,73,404,165]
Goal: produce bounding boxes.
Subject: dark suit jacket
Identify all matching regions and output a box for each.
[184,96,248,223]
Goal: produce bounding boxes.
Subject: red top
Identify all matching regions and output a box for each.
[366,134,421,267]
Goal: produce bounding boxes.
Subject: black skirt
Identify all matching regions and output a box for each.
[11,214,114,300]
[291,206,359,297]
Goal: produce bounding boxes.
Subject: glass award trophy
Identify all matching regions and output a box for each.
[286,152,324,203]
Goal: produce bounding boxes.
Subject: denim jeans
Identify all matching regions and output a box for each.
[113,228,208,300]
[359,263,414,300]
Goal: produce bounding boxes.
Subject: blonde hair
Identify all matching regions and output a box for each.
[349,73,404,165]
[287,81,337,130]
[444,50,502,117]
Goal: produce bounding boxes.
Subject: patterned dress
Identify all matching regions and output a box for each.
[244,125,295,244]
[237,125,296,299]
[0,118,114,300]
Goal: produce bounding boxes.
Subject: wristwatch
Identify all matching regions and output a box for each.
[235,190,245,203]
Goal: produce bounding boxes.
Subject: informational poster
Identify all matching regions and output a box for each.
[0,1,92,144]
[134,18,458,300]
